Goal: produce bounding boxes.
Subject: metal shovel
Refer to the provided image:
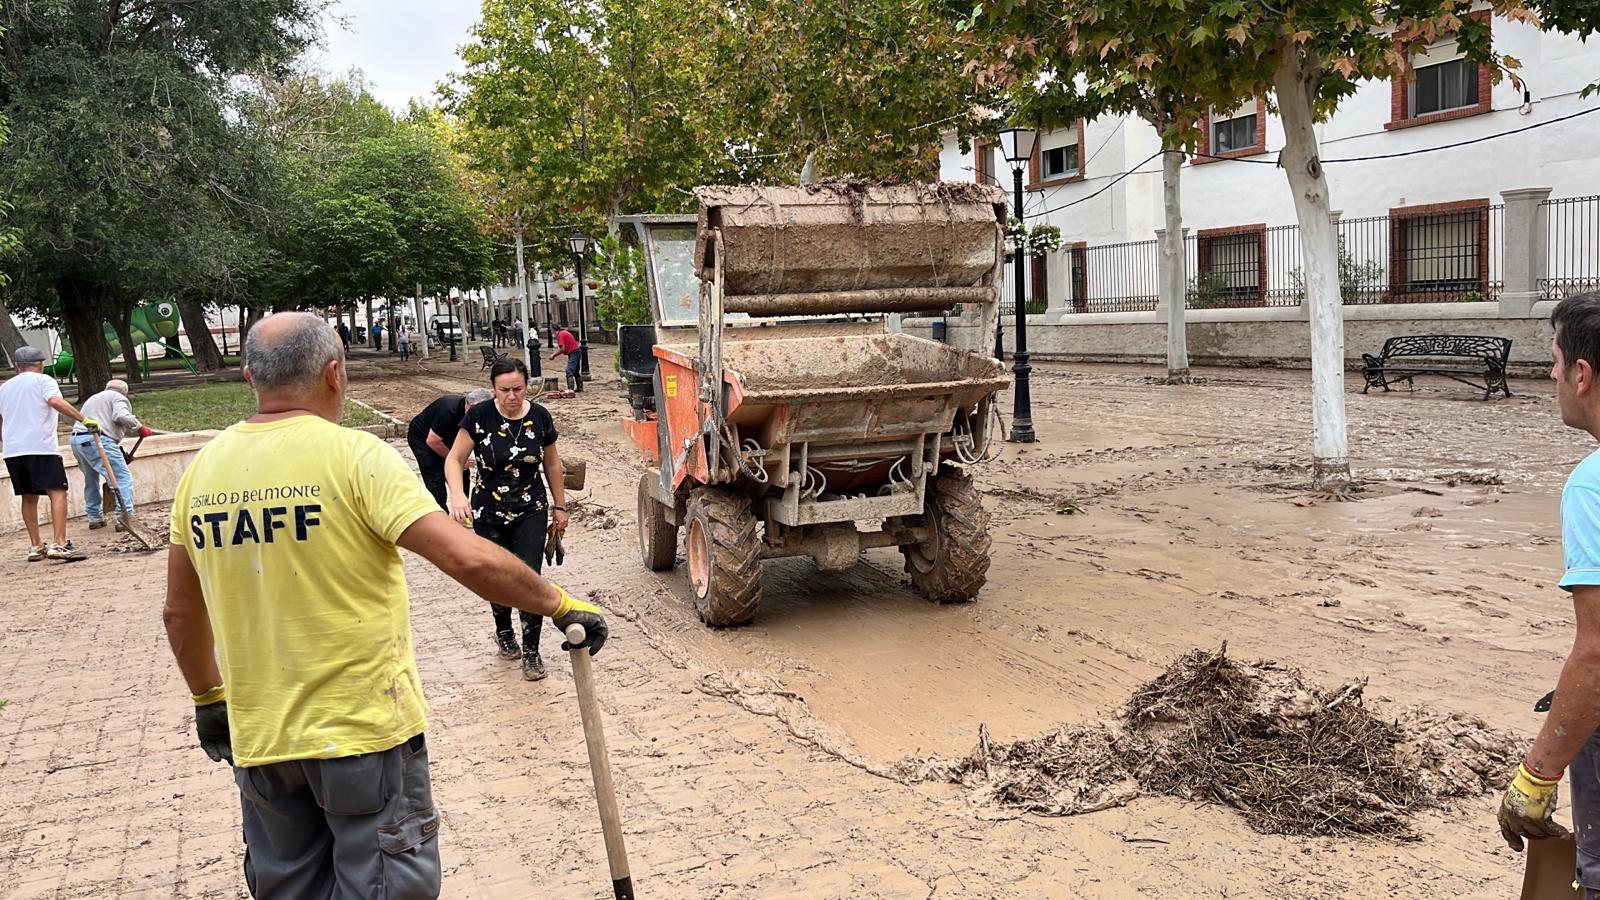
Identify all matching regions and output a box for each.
[563,622,634,899]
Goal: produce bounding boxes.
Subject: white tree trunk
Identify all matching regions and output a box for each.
[514,222,534,370]
[1275,47,1351,488]
[1160,149,1189,382]
[413,284,430,359]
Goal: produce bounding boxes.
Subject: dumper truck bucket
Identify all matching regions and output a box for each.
[694,184,1007,318]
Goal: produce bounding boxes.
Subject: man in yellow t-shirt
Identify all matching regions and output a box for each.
[162,313,608,899]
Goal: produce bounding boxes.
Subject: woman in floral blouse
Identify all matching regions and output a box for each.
[444,357,569,680]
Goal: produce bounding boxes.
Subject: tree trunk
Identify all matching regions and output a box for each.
[241,305,266,347]
[58,277,113,400]
[180,298,224,372]
[365,297,374,349]
[1275,45,1350,489]
[113,304,141,384]
[1160,148,1190,383]
[0,289,31,368]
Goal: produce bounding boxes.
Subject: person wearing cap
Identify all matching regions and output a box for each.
[0,345,97,561]
[69,378,154,530]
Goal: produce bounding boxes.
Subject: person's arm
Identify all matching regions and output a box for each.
[396,512,606,652]
[46,396,88,424]
[425,429,452,460]
[115,395,143,432]
[544,441,568,531]
[163,544,223,694]
[1526,586,1600,776]
[443,428,476,524]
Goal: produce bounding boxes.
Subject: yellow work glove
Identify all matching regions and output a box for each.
[1498,763,1570,851]
[81,417,102,433]
[550,588,608,656]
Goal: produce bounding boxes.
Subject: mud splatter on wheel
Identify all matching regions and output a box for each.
[638,473,677,571]
[684,487,763,626]
[900,466,991,603]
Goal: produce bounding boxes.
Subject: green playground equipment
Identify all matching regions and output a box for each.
[44,300,193,382]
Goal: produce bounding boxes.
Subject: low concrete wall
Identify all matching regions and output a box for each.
[0,431,218,534]
[909,301,1557,375]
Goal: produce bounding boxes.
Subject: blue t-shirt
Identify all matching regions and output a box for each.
[1561,448,1600,591]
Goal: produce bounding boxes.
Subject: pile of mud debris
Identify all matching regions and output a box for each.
[902,645,1522,838]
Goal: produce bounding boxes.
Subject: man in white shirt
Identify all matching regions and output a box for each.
[0,346,96,561]
[69,378,153,531]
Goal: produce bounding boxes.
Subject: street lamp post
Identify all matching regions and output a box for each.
[538,272,556,348]
[997,123,1038,443]
[568,230,591,379]
[447,292,459,362]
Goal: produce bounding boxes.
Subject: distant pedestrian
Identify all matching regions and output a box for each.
[371,320,383,350]
[513,318,524,347]
[0,346,96,561]
[548,327,583,392]
[493,319,507,349]
[69,379,154,531]
[335,321,351,352]
[399,325,412,362]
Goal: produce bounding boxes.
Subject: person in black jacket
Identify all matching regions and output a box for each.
[407,389,492,509]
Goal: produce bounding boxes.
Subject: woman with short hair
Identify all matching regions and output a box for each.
[443,357,569,680]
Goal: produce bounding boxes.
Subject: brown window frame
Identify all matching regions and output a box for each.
[1387,10,1494,130]
[974,139,993,187]
[1195,224,1268,306]
[1386,198,1491,302]
[1194,99,1267,165]
[1027,120,1088,189]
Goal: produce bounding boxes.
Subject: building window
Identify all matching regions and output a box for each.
[1389,201,1490,299]
[1410,42,1478,117]
[1041,144,1079,180]
[1196,226,1266,306]
[1211,105,1258,154]
[974,140,993,186]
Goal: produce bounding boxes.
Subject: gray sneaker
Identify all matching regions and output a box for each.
[46,542,87,562]
[26,545,45,562]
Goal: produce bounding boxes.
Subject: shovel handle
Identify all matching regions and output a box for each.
[565,624,634,900]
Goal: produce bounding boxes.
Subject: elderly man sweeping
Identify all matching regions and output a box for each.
[69,378,153,531]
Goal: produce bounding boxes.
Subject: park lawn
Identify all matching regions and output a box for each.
[134,382,388,432]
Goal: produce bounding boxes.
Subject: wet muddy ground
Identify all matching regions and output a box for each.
[0,353,1580,897]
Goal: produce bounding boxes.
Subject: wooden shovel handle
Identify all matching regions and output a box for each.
[564,624,634,899]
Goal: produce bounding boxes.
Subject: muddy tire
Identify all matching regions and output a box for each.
[684,487,763,626]
[901,466,991,603]
[638,473,677,571]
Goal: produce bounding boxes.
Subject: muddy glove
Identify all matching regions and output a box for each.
[1498,763,1570,851]
[551,588,608,656]
[544,528,565,566]
[192,686,233,764]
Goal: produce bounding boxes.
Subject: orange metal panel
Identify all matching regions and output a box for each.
[622,416,660,463]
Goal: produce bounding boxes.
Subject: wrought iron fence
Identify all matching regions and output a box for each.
[1183,225,1304,309]
[1334,204,1503,304]
[1543,195,1600,300]
[1060,239,1160,313]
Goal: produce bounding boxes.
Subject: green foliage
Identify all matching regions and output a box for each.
[1289,239,1386,303]
[135,382,386,432]
[590,234,651,332]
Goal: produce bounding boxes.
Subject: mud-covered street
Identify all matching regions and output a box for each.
[0,354,1581,898]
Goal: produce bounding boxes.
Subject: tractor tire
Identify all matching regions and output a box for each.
[684,487,763,626]
[638,473,677,571]
[901,466,991,603]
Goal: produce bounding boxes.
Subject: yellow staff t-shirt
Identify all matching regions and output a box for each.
[169,415,442,767]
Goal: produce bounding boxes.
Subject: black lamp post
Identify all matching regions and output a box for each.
[447,292,459,362]
[538,272,556,348]
[568,230,591,378]
[997,123,1038,443]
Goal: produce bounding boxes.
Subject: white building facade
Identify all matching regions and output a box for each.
[938,12,1599,339]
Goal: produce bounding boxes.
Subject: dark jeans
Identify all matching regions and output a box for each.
[414,455,447,511]
[473,507,547,649]
[1573,727,1600,889]
[233,734,440,900]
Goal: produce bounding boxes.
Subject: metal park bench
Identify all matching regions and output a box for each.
[1361,334,1513,400]
[480,345,508,370]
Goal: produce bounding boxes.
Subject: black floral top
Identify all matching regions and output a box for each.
[460,401,558,526]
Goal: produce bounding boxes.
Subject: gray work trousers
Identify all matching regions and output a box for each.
[233,733,442,900]
[1575,728,1600,891]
